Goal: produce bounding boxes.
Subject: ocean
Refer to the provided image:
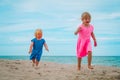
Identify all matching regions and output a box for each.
[0,56,120,67]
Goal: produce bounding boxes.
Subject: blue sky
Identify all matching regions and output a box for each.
[0,0,120,56]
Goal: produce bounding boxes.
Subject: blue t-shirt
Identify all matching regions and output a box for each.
[31,38,45,54]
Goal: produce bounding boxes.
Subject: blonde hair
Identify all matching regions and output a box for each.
[81,12,91,20]
[34,29,42,38]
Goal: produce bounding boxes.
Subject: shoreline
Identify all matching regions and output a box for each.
[0,59,120,80]
[0,56,120,68]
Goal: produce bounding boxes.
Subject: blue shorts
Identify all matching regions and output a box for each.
[30,52,42,62]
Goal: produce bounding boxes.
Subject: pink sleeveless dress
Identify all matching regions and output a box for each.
[76,24,94,58]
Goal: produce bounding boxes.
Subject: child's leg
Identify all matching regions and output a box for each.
[35,60,39,67]
[87,51,93,69]
[77,58,82,70]
[35,53,41,67]
[32,59,35,67]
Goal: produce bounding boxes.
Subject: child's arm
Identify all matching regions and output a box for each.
[91,32,97,47]
[74,27,81,35]
[44,43,49,52]
[28,42,34,54]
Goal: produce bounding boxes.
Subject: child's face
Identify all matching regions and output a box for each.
[82,17,91,25]
[36,32,42,39]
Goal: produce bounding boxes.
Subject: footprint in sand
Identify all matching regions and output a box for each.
[115,75,120,79]
[102,70,106,75]
[37,72,42,76]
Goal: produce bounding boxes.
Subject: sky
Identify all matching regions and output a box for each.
[0,0,120,56]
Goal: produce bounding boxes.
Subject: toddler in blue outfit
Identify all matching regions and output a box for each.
[29,29,49,69]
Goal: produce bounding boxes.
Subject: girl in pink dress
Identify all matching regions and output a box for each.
[74,12,97,70]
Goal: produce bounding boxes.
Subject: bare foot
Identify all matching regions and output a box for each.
[32,63,35,67]
[77,68,80,71]
[88,65,94,69]
[35,66,39,69]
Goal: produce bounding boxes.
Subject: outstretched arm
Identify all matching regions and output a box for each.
[74,27,81,35]
[91,32,97,47]
[44,43,49,52]
[28,42,33,54]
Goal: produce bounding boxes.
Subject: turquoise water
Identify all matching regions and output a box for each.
[0,56,120,67]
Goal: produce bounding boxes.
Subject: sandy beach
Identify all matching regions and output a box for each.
[0,59,120,80]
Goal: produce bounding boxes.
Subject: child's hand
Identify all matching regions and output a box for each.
[94,41,97,47]
[46,48,49,52]
[28,51,31,54]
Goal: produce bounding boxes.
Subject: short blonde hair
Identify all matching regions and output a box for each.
[34,29,42,38]
[81,12,91,20]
